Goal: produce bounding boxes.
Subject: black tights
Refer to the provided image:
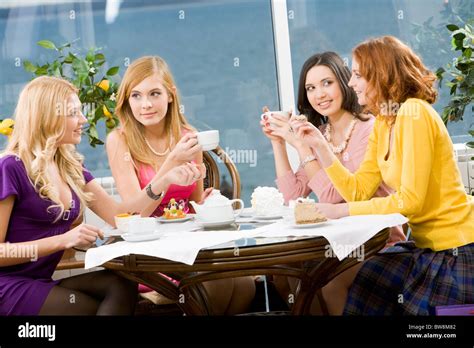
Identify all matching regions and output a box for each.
[39,270,137,315]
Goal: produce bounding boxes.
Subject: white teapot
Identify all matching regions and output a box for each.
[190,190,244,223]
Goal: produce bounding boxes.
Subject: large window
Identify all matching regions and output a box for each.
[287,0,473,143]
[1,0,472,205]
[0,0,279,204]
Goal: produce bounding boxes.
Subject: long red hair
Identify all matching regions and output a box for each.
[353,36,437,118]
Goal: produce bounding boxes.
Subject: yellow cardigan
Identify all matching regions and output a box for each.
[325,98,474,251]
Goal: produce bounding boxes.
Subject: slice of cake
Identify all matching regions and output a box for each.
[294,202,327,224]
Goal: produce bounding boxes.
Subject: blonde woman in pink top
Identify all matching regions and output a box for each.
[106,56,255,315]
[260,52,405,315]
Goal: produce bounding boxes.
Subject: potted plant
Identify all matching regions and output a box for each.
[22,39,120,147]
[436,21,474,149]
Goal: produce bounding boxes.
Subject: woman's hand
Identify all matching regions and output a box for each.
[314,203,349,220]
[295,121,327,149]
[267,113,306,149]
[61,224,104,249]
[168,133,202,164]
[198,187,214,204]
[260,106,284,144]
[164,162,206,187]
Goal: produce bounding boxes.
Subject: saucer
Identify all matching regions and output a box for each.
[102,225,125,237]
[122,231,162,242]
[157,216,193,223]
[195,219,236,228]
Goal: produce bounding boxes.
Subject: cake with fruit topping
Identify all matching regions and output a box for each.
[163,198,186,219]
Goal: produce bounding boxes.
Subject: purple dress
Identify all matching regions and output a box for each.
[0,155,94,315]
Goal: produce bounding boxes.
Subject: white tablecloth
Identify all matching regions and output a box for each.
[84,214,407,269]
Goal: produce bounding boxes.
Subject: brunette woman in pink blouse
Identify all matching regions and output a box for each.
[260,52,405,315]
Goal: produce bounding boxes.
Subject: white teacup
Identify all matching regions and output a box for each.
[261,111,290,127]
[128,217,157,235]
[114,214,138,233]
[196,130,219,151]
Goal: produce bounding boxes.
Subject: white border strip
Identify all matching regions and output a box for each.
[271,0,299,170]
[271,0,295,112]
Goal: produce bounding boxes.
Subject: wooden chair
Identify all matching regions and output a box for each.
[203,146,241,199]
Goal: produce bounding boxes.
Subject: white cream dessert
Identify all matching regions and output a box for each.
[251,186,284,216]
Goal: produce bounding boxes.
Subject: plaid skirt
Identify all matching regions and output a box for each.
[343,241,474,315]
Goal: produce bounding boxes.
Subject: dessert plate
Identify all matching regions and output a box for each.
[156,216,193,223]
[254,214,283,220]
[122,231,163,242]
[290,221,328,229]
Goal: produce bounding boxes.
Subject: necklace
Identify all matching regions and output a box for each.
[323,116,357,154]
[144,137,171,157]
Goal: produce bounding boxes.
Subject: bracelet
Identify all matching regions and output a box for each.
[146,183,165,201]
[300,155,317,169]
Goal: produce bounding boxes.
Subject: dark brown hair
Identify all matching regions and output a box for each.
[297,51,363,127]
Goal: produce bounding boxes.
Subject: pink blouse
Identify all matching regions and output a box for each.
[275,116,406,245]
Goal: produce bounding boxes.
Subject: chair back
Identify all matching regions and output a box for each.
[202,146,241,199]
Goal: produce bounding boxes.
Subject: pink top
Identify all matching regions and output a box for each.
[137,164,196,217]
[275,116,406,245]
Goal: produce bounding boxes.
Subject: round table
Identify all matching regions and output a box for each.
[101,225,390,315]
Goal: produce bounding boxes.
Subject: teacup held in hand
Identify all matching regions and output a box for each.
[261,111,290,128]
[196,130,219,151]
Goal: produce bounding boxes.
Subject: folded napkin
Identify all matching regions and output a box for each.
[250,214,407,260]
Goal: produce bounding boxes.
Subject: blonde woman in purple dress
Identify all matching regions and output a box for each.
[0,76,205,315]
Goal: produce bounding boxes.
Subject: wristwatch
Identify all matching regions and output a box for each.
[146,183,165,201]
[300,155,317,169]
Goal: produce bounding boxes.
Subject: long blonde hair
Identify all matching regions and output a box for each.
[115,56,192,169]
[3,76,93,221]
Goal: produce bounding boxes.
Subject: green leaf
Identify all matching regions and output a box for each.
[37,40,57,50]
[468,130,474,136]
[35,66,48,76]
[453,32,466,41]
[23,60,37,73]
[467,141,474,148]
[106,66,119,76]
[72,58,90,75]
[447,24,459,32]
[450,84,457,95]
[456,62,470,72]
[52,66,61,77]
[465,48,472,59]
[63,52,76,64]
[94,53,105,61]
[86,49,95,62]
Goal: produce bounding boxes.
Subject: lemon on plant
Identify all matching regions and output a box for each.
[0,118,14,136]
[0,128,12,136]
[103,105,112,118]
[97,79,110,92]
